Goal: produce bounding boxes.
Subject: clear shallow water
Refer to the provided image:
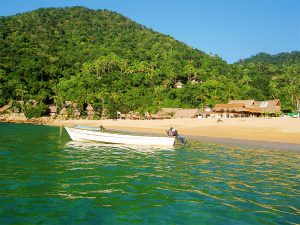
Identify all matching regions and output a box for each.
[0,123,299,225]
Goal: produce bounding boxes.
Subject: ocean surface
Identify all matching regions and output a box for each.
[0,123,299,225]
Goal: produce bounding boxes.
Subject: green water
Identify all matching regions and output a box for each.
[0,123,299,225]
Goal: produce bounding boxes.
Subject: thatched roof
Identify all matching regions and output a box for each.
[214,99,282,114]
[228,100,254,108]
[175,81,183,88]
[173,109,200,118]
[86,104,94,111]
[155,108,182,119]
[252,99,281,114]
[86,104,95,116]
[48,105,57,113]
[214,103,248,113]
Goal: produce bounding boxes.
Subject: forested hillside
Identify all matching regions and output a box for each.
[237,51,300,66]
[0,7,299,117]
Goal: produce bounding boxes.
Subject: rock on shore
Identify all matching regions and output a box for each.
[0,114,54,125]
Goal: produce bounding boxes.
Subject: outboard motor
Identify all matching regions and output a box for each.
[166,127,187,145]
[177,134,187,145]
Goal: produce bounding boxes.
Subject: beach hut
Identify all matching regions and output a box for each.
[251,99,281,115]
[73,108,81,117]
[173,109,200,119]
[86,104,95,116]
[175,81,183,89]
[48,105,57,116]
[213,103,249,118]
[155,108,182,119]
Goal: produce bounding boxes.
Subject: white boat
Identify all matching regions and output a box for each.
[65,127,176,147]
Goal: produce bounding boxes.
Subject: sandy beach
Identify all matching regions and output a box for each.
[49,117,300,146]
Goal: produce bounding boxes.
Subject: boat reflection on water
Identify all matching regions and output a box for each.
[64,141,175,154]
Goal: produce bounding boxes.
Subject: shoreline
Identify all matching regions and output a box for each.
[1,116,300,150]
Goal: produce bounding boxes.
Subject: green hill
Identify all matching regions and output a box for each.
[0,7,299,116]
[237,51,300,66]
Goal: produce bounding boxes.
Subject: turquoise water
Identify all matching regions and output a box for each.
[0,123,299,225]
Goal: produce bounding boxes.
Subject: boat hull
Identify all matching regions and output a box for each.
[65,127,175,147]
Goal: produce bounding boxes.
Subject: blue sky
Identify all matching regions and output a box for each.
[0,0,299,63]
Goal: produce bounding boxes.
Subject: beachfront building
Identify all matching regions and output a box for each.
[212,99,282,117]
[173,109,200,119]
[58,101,81,117]
[154,108,182,119]
[48,105,57,117]
[213,103,248,118]
[251,99,281,116]
[86,104,95,117]
[146,108,201,119]
[198,105,212,118]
